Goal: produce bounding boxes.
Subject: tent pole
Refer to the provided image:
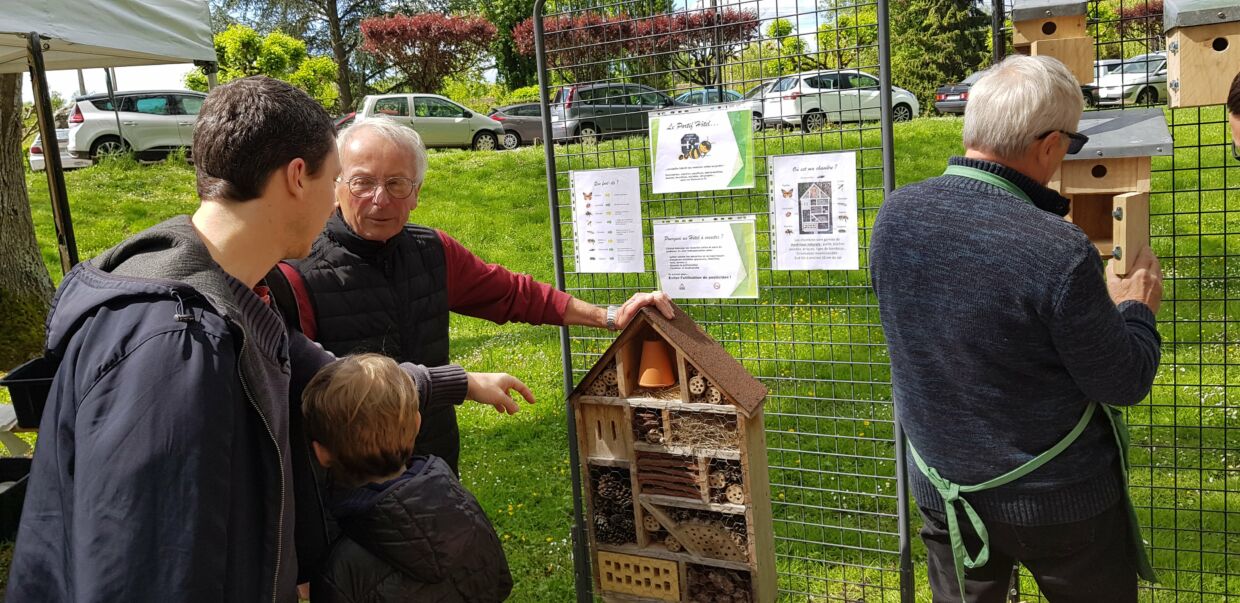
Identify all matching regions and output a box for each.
[27,32,78,274]
[104,69,125,155]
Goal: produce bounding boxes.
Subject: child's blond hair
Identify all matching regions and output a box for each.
[302,354,420,485]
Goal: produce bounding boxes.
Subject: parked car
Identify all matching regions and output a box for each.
[764,70,919,131]
[1094,58,1124,82]
[29,129,92,172]
[334,111,356,131]
[935,72,1099,114]
[1097,52,1167,106]
[741,81,780,131]
[550,83,684,144]
[674,88,743,105]
[488,103,544,149]
[67,90,205,160]
[356,93,505,151]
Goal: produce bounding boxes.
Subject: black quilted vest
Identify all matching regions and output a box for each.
[291,211,450,367]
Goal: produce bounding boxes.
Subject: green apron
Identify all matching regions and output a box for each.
[907,166,1159,600]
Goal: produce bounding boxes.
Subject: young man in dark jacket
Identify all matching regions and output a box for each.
[6,77,531,603]
[302,354,512,602]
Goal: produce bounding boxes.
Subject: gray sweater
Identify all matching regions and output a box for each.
[871,157,1161,526]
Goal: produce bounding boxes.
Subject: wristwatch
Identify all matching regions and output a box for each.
[605,305,620,331]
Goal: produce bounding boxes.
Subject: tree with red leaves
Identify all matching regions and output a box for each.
[1118,0,1164,51]
[513,12,632,83]
[361,13,497,93]
[668,8,759,87]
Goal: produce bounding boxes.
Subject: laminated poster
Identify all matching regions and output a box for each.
[650,105,755,194]
[570,168,646,273]
[653,216,759,299]
[769,152,860,271]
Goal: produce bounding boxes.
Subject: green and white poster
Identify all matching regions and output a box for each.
[649,106,755,194]
[653,216,759,299]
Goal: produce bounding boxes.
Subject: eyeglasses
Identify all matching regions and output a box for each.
[1037,129,1090,155]
[337,175,416,200]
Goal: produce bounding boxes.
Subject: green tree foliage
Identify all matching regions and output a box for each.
[815,5,878,69]
[481,0,538,89]
[890,0,988,112]
[186,24,339,108]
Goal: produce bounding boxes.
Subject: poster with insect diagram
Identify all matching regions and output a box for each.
[649,105,755,194]
[570,168,646,273]
[769,152,859,270]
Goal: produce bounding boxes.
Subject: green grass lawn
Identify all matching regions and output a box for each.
[11,113,1239,601]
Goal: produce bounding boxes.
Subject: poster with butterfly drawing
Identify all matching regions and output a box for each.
[569,168,646,273]
[769,152,859,271]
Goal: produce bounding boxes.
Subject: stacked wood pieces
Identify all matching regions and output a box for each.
[686,364,724,405]
[633,408,664,444]
[585,363,620,397]
[635,451,702,500]
[591,466,635,545]
[686,565,753,603]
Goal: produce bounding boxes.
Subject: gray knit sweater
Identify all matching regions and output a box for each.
[871,157,1161,526]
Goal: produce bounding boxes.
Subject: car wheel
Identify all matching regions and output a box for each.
[577,124,599,145]
[90,136,127,159]
[472,131,498,151]
[1083,90,1097,108]
[892,103,914,123]
[502,131,521,150]
[1136,87,1158,105]
[752,113,764,132]
[802,111,827,133]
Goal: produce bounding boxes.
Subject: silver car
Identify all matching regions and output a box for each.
[357,94,506,151]
[1097,53,1167,106]
[30,129,93,171]
[488,103,544,150]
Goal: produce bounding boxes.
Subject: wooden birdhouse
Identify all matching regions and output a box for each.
[570,306,774,603]
[1164,0,1240,107]
[1012,0,1095,85]
[1048,108,1172,275]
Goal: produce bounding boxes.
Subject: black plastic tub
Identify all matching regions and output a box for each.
[0,357,55,429]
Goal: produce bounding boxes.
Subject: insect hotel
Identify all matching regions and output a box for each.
[570,306,775,603]
[1012,0,1095,84]
[1164,0,1240,107]
[1048,107,1172,275]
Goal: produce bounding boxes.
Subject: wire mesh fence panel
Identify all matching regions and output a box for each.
[990,1,1240,601]
[533,0,905,599]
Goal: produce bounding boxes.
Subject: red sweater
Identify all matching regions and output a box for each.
[437,230,571,326]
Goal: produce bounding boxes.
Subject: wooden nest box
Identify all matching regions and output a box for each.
[1048,108,1172,275]
[569,306,774,603]
[1164,0,1240,107]
[1012,0,1095,85]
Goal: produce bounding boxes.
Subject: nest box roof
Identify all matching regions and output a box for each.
[1164,0,1240,31]
[571,305,768,416]
[1063,108,1174,162]
[1011,0,1089,22]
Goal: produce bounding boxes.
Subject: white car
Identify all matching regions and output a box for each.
[357,93,506,151]
[1096,53,1167,106]
[67,90,205,160]
[30,129,93,172]
[763,70,919,131]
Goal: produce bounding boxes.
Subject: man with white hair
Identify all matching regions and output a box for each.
[266,118,673,475]
[871,55,1163,601]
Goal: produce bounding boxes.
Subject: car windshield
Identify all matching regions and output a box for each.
[771,76,799,92]
[743,84,768,98]
[1119,60,1161,75]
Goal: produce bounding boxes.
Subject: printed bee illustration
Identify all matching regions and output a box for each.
[677,134,712,160]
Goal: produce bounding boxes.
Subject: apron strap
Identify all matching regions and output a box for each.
[908,402,1099,600]
[943,165,1034,206]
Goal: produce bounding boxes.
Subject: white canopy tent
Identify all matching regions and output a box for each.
[1,0,216,273]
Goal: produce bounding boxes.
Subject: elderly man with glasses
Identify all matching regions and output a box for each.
[266,118,673,477]
[871,55,1164,602]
